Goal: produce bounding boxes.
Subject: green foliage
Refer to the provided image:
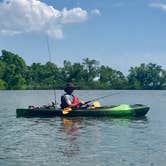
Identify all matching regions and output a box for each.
[0,61,6,79]
[0,79,6,90]
[0,50,27,75]
[82,58,100,82]
[0,49,166,90]
[128,63,166,90]
[26,62,60,89]
[0,50,27,89]
[99,66,128,89]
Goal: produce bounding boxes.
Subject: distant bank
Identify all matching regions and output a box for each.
[0,50,166,90]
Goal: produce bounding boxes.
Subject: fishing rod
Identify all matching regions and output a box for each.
[46,35,58,108]
[84,92,122,105]
[46,35,52,62]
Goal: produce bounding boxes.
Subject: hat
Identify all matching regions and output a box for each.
[64,83,76,91]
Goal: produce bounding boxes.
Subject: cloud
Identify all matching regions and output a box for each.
[0,0,88,38]
[90,9,101,16]
[61,7,88,23]
[149,2,166,11]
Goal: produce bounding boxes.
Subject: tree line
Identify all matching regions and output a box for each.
[0,50,166,90]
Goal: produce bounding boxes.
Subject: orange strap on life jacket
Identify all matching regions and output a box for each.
[72,96,80,108]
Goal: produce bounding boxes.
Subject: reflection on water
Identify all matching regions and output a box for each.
[60,118,82,158]
[111,116,148,126]
[57,116,149,159]
[62,118,82,136]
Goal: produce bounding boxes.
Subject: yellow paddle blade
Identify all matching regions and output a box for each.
[93,101,101,108]
[62,107,72,115]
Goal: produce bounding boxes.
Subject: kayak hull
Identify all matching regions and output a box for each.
[16,104,149,118]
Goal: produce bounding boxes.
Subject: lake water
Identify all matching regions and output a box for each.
[0,90,166,166]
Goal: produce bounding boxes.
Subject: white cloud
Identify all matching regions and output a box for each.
[61,7,88,24]
[150,2,166,11]
[0,0,88,38]
[90,9,101,16]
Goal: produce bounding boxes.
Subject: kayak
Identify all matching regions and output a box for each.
[16,104,149,118]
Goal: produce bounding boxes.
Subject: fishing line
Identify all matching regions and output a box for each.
[85,92,122,104]
[46,35,58,108]
[46,35,52,62]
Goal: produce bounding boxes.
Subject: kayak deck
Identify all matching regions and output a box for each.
[16,104,150,118]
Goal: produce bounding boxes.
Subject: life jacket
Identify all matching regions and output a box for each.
[72,96,80,108]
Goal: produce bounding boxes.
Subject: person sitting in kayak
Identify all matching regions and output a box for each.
[60,83,85,109]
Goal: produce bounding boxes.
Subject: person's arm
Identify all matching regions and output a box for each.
[71,101,85,107]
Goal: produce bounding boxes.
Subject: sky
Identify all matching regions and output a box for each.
[0,0,166,74]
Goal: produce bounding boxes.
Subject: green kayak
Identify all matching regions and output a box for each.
[16,104,149,118]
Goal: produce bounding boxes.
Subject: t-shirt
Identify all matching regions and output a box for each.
[61,94,74,108]
[63,94,74,105]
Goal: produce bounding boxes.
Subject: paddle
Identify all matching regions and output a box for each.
[62,107,72,115]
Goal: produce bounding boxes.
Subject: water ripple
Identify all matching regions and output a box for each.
[1,90,166,165]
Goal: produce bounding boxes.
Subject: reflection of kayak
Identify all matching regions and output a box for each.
[16,104,149,118]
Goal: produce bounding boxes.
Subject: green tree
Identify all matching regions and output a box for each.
[0,50,27,75]
[128,63,166,89]
[10,74,26,90]
[1,49,166,90]
[82,58,100,82]
[0,79,6,90]
[0,50,27,89]
[0,61,6,79]
[43,62,60,89]
[27,62,60,89]
[61,60,85,83]
[99,65,128,89]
